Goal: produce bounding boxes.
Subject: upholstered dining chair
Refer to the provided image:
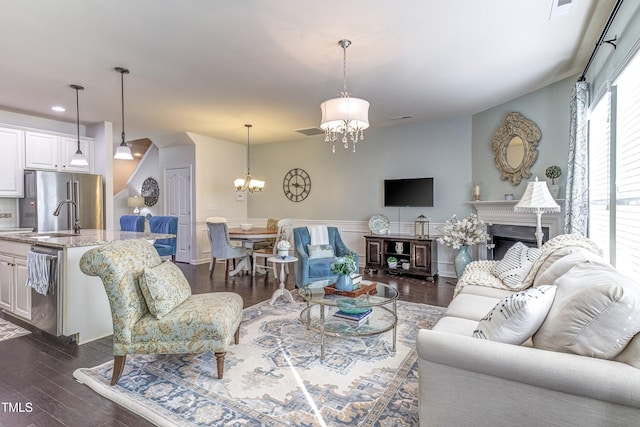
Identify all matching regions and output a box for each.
[206,217,251,279]
[149,216,178,261]
[79,239,243,385]
[119,215,145,232]
[293,226,359,287]
[252,218,294,277]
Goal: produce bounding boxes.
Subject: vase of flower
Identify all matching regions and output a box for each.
[331,253,357,291]
[454,246,472,278]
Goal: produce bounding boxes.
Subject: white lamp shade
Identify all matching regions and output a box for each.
[114,144,133,160]
[127,196,145,208]
[320,97,370,131]
[69,150,88,166]
[514,178,561,213]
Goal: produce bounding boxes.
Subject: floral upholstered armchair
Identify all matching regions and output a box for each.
[79,239,243,385]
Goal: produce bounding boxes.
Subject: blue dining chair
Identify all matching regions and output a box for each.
[149,216,178,261]
[119,215,145,232]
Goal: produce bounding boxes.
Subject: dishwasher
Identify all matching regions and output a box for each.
[29,245,64,336]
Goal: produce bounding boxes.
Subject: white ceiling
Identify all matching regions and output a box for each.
[0,0,615,145]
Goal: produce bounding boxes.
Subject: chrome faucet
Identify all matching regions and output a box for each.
[53,199,81,234]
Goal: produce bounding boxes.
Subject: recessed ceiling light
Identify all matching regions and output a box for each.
[51,106,66,112]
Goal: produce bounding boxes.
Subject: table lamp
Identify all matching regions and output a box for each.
[514,177,560,248]
[127,196,145,215]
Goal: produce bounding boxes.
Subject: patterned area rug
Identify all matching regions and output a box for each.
[74,298,444,426]
[0,317,31,342]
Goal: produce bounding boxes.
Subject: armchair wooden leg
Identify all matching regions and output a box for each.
[234,326,240,344]
[214,351,226,379]
[209,257,217,278]
[224,260,229,280]
[111,355,127,386]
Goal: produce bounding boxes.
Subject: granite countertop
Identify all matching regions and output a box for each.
[0,229,176,248]
[0,227,35,233]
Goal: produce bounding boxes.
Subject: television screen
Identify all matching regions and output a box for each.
[384,178,434,207]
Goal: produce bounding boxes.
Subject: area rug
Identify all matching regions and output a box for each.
[0,317,31,342]
[74,298,444,426]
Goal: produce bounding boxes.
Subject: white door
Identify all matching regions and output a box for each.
[166,167,192,263]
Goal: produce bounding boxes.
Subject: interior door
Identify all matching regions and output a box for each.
[165,167,192,263]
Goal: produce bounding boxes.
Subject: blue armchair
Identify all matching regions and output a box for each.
[119,215,145,232]
[149,216,178,261]
[293,226,358,287]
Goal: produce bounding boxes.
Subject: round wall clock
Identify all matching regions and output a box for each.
[141,177,159,207]
[283,168,311,202]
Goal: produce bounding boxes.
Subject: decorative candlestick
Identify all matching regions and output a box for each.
[473,183,481,201]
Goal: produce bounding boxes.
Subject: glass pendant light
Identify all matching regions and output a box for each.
[114,66,134,160]
[69,84,89,166]
[233,124,265,192]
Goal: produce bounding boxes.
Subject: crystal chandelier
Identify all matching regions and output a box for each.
[113,67,134,160]
[234,124,265,192]
[320,39,370,153]
[69,84,88,166]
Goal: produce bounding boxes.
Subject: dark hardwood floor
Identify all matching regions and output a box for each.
[0,263,455,426]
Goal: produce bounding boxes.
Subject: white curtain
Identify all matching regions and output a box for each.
[564,81,589,234]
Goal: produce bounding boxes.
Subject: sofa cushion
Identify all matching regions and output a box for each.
[139,261,192,319]
[307,244,334,259]
[444,294,503,322]
[432,316,479,336]
[492,242,542,290]
[533,262,640,359]
[614,333,640,368]
[472,285,556,345]
[534,247,609,286]
[458,284,515,299]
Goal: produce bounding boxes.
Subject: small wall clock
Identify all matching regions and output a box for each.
[283,168,311,202]
[141,177,159,207]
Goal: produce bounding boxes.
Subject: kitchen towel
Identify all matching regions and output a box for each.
[26,251,56,296]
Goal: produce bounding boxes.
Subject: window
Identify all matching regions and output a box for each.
[588,49,640,278]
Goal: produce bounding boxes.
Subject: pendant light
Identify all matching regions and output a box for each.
[320,39,370,153]
[69,84,89,166]
[114,66,134,160]
[233,124,265,192]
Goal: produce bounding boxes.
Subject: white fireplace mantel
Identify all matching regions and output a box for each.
[469,200,566,238]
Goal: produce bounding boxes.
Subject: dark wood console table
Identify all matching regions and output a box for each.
[364,234,438,281]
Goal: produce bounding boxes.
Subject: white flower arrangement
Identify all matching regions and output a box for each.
[437,213,491,249]
[276,240,291,250]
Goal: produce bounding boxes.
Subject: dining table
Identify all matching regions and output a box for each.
[226,227,279,277]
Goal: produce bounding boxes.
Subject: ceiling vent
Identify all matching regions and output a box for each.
[294,127,325,136]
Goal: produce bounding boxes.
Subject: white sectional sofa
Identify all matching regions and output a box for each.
[417,234,640,427]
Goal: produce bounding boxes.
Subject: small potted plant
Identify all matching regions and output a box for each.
[276,240,290,258]
[545,165,562,198]
[331,253,358,291]
[387,256,398,269]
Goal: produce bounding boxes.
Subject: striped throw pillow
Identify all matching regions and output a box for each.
[492,242,542,290]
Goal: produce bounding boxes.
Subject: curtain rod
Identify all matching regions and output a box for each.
[579,0,625,81]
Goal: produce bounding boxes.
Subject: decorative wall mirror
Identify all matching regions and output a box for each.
[491,112,541,186]
[141,177,159,207]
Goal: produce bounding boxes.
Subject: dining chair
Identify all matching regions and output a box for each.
[252,219,293,277]
[119,215,145,232]
[206,217,251,279]
[149,216,178,261]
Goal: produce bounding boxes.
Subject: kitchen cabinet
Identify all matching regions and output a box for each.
[0,253,30,321]
[25,131,93,173]
[0,127,25,197]
[364,234,438,281]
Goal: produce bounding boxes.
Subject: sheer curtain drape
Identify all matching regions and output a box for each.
[564,81,590,234]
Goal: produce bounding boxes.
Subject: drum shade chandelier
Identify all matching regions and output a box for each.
[69,84,88,166]
[114,67,134,160]
[320,39,370,153]
[234,124,265,192]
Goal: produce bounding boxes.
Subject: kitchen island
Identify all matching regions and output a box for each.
[0,229,175,344]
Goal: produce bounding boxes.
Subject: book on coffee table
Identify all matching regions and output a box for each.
[333,308,373,324]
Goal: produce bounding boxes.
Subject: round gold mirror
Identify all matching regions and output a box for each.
[491,112,541,185]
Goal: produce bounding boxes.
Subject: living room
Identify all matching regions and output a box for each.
[1,1,640,425]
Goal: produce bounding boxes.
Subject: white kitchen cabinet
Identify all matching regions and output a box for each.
[0,253,30,321]
[0,128,25,197]
[25,131,94,173]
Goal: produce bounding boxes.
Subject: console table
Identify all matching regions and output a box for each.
[364,234,438,281]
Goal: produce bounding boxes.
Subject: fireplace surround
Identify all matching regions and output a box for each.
[470,200,564,260]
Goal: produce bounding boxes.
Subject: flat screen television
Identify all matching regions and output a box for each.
[384,177,434,207]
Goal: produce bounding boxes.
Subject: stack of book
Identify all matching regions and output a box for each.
[350,273,363,285]
[333,308,373,325]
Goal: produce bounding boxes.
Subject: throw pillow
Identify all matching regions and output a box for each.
[307,244,334,259]
[473,285,557,345]
[139,261,192,319]
[492,242,543,290]
[533,262,640,359]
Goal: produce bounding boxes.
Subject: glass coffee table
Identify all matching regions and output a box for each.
[298,281,399,359]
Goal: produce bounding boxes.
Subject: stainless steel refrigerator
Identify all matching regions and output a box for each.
[19,170,104,232]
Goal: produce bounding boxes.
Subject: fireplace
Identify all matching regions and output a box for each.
[470,199,564,261]
[487,224,548,260]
